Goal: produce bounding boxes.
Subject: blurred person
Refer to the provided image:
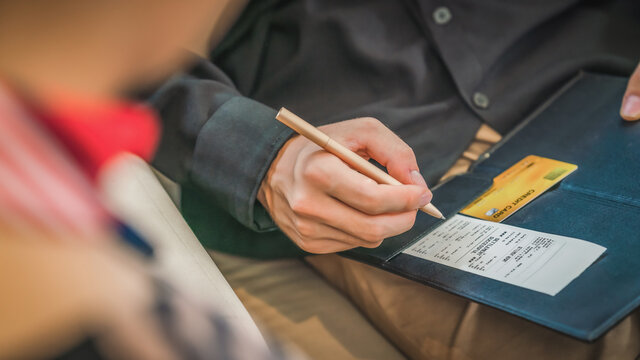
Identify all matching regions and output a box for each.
[0,1,300,359]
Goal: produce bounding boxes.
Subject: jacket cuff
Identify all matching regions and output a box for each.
[190,96,293,231]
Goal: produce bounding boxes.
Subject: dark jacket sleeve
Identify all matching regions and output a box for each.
[149,57,293,232]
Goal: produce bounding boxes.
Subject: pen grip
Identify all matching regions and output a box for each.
[325,139,402,186]
[327,138,442,218]
[276,107,444,219]
[276,109,401,185]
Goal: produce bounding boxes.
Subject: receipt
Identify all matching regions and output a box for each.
[403,214,606,295]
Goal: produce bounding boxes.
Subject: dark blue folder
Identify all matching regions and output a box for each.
[344,73,640,342]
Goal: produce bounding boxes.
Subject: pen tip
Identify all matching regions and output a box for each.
[440,215,446,220]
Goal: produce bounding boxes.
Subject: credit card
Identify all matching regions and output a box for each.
[460,155,577,222]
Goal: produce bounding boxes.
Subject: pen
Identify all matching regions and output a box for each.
[276,107,445,220]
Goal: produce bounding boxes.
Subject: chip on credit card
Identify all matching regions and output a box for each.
[460,155,577,222]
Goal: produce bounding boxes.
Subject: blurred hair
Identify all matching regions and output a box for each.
[0,0,217,98]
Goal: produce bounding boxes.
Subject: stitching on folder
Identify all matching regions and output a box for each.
[558,183,640,211]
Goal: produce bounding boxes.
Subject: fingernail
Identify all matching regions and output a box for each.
[621,95,640,120]
[419,193,430,207]
[410,170,427,187]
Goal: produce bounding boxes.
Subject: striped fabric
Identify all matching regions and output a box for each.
[0,84,109,240]
[0,83,300,359]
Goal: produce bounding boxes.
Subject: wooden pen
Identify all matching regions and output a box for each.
[275,107,445,220]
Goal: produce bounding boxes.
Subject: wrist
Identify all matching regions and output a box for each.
[257,134,302,219]
[257,180,271,214]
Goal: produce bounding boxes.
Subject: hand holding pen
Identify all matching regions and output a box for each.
[257,109,440,254]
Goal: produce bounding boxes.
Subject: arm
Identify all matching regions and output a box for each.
[150,57,293,232]
[151,57,434,254]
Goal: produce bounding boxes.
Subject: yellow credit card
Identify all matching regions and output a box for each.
[460,155,577,222]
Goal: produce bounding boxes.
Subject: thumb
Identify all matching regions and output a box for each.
[621,63,640,121]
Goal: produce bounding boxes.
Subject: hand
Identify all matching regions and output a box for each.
[258,117,432,254]
[621,62,640,121]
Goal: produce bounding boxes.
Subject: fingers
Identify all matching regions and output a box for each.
[289,189,417,244]
[331,117,426,186]
[274,198,384,253]
[301,151,430,214]
[289,216,383,253]
[621,63,640,121]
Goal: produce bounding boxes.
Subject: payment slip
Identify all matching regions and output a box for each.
[405,155,603,296]
[403,214,605,296]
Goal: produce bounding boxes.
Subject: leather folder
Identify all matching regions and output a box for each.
[344,73,640,342]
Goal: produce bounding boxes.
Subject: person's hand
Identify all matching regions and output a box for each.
[621,62,640,121]
[257,117,432,254]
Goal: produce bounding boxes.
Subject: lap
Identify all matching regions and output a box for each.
[306,254,640,360]
[209,251,406,360]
